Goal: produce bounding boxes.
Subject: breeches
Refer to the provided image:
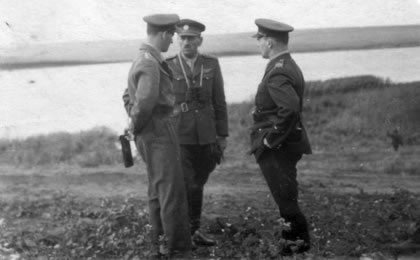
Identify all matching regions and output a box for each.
[136,121,191,252]
[181,144,216,233]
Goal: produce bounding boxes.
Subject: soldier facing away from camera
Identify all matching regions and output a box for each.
[249,18,312,256]
[122,13,191,259]
[166,19,228,247]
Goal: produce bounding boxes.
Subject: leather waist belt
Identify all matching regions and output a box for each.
[178,102,209,112]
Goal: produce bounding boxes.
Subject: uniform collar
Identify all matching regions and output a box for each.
[269,49,289,61]
[140,43,172,78]
[140,43,164,63]
[177,52,204,77]
[180,52,199,69]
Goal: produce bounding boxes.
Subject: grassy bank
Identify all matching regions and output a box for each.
[0,127,121,168]
[227,76,420,154]
[1,76,419,168]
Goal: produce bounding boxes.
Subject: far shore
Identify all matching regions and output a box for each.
[1,25,419,70]
[3,44,420,70]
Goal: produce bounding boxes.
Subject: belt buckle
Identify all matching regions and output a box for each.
[180,102,189,112]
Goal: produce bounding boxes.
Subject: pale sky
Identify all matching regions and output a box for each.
[1,0,420,48]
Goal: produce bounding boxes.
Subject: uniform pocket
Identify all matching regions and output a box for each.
[200,72,214,90]
[202,72,214,80]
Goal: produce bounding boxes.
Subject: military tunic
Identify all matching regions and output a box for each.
[250,52,311,245]
[166,53,228,233]
[123,43,191,252]
[167,53,228,144]
[250,52,311,159]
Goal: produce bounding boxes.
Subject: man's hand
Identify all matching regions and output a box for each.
[123,117,135,141]
[213,137,227,165]
[216,136,227,152]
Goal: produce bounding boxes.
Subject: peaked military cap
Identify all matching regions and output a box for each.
[143,14,180,30]
[252,18,294,38]
[176,19,206,36]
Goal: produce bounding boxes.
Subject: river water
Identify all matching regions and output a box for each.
[1,47,419,138]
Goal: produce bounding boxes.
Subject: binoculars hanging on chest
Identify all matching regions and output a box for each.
[185,87,209,103]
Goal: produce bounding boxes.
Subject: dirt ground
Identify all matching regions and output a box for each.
[0,145,419,259]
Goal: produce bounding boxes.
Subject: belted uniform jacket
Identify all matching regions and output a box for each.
[166,53,228,145]
[250,52,312,160]
[123,44,176,136]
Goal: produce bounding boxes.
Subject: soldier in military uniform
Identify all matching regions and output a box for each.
[166,19,228,247]
[249,19,312,256]
[122,14,191,259]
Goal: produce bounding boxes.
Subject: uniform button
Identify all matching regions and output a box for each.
[195,110,198,113]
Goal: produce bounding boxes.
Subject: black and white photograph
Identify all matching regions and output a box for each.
[1,0,420,259]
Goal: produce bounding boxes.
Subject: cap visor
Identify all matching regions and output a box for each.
[177,32,200,36]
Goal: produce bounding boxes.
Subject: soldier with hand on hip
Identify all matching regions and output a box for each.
[250,18,312,256]
[122,13,191,259]
[166,19,229,247]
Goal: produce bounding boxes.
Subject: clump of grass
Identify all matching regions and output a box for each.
[405,132,420,145]
[0,127,121,168]
[225,101,254,156]
[383,154,420,175]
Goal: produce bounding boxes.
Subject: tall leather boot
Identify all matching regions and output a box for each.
[189,188,216,246]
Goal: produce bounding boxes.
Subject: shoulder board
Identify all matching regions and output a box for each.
[143,52,156,61]
[274,59,284,68]
[165,54,177,61]
[201,53,218,60]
